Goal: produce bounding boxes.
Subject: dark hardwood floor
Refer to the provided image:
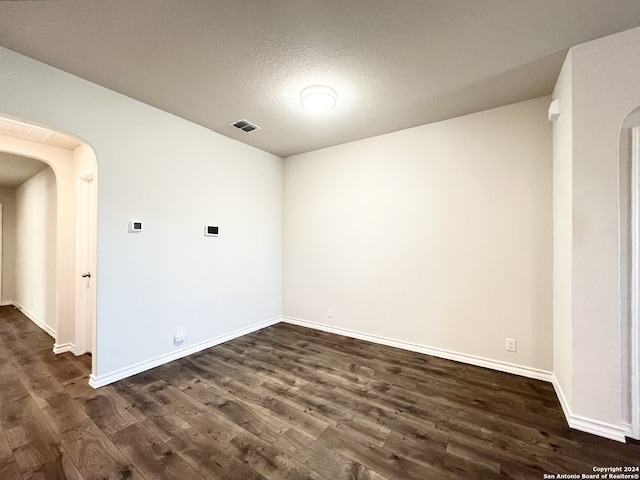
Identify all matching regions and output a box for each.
[0,305,638,479]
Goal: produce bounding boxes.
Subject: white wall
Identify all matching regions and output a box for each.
[284,97,553,372]
[0,47,283,382]
[552,51,574,408]
[15,167,57,334]
[0,187,16,304]
[551,26,640,433]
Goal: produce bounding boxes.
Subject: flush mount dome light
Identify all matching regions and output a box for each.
[300,85,337,112]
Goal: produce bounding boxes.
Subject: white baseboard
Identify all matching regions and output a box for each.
[0,300,13,306]
[567,416,626,443]
[53,342,76,354]
[13,301,56,339]
[282,316,554,383]
[551,374,573,429]
[84,313,631,443]
[551,375,627,443]
[89,316,281,388]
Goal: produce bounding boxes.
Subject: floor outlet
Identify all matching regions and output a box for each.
[506,337,517,352]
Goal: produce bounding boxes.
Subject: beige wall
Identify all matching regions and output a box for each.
[284,97,553,371]
[568,26,640,427]
[0,186,16,304]
[551,26,640,438]
[15,166,57,333]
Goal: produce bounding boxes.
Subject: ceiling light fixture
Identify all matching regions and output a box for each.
[300,85,337,112]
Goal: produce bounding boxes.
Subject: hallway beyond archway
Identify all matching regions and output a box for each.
[0,114,98,378]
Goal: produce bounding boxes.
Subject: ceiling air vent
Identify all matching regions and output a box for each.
[230,119,261,133]
[0,117,55,142]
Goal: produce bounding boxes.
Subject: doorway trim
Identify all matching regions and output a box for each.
[74,170,96,355]
[631,125,640,440]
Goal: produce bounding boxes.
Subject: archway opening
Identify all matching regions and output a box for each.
[0,114,98,380]
[0,152,56,335]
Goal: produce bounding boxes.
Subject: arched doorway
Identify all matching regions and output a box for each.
[0,114,98,378]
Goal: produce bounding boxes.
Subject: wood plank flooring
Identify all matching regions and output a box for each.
[1,305,639,479]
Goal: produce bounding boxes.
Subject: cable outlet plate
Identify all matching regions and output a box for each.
[174,326,187,343]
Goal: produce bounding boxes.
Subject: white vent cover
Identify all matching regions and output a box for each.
[230,119,261,133]
[0,117,55,142]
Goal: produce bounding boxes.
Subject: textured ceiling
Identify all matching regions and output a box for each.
[0,1,639,157]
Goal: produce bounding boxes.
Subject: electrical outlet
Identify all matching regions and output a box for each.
[327,308,334,319]
[174,326,187,343]
[506,337,517,352]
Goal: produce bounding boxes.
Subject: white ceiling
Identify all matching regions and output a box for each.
[0,152,47,188]
[0,1,639,157]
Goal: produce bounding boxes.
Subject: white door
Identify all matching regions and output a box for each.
[75,173,96,354]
